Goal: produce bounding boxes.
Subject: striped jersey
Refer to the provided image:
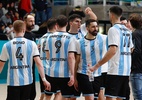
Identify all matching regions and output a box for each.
[0,37,39,86]
[45,31,76,77]
[68,32,83,40]
[38,33,51,75]
[108,24,133,76]
[79,24,109,73]
[99,34,108,73]
[76,33,108,77]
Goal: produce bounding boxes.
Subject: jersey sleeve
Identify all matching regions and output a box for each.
[76,40,81,55]
[0,44,8,62]
[108,27,119,47]
[68,37,77,52]
[45,35,50,51]
[32,42,40,57]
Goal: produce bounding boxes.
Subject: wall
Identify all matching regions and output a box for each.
[52,5,142,20]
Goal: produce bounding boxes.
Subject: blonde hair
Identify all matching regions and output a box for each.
[13,20,25,33]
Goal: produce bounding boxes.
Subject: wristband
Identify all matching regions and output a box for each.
[42,77,46,82]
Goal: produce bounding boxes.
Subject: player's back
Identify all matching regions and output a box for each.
[108,24,133,76]
[46,31,76,77]
[4,37,38,86]
[38,33,51,74]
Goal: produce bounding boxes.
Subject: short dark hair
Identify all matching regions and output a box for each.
[68,14,82,22]
[128,13,142,29]
[85,19,99,27]
[120,16,126,21]
[109,6,122,17]
[47,18,57,30]
[56,15,68,27]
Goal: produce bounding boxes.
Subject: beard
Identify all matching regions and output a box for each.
[89,30,98,36]
[26,25,35,31]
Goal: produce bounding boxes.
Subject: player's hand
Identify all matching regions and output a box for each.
[68,75,74,87]
[37,44,41,49]
[74,79,79,91]
[89,63,100,72]
[43,80,51,91]
[85,7,92,15]
[89,66,95,72]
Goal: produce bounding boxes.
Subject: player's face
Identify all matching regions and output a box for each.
[70,18,81,31]
[88,22,99,36]
[26,15,35,31]
[121,20,127,26]
[127,20,133,31]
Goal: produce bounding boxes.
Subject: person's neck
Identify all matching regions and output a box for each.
[58,27,66,32]
[15,33,24,37]
[86,33,96,40]
[48,29,56,33]
[68,28,78,33]
[112,19,121,25]
[26,30,32,32]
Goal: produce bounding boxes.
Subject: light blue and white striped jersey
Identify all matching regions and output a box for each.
[108,24,133,76]
[0,37,39,86]
[98,33,108,73]
[76,33,108,77]
[68,32,83,40]
[45,32,76,77]
[38,33,51,75]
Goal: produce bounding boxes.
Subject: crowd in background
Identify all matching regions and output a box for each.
[0,0,52,39]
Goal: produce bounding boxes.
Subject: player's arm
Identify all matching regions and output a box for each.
[90,27,118,72]
[0,61,5,73]
[34,56,51,91]
[74,54,80,91]
[33,42,51,91]
[85,7,97,20]
[0,44,8,73]
[75,54,80,79]
[74,40,81,79]
[68,52,75,87]
[90,45,117,72]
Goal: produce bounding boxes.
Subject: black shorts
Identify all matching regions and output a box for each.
[44,75,75,98]
[7,84,32,100]
[100,72,107,89]
[105,75,129,99]
[77,73,101,98]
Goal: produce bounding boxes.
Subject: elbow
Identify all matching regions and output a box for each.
[68,55,75,61]
[68,53,75,61]
[111,50,117,56]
